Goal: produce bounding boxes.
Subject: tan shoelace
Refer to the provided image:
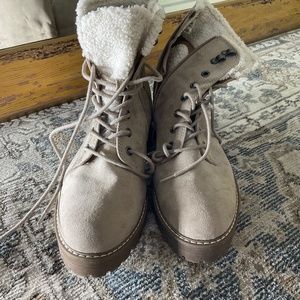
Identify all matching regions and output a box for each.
[0,59,162,241]
[152,83,223,182]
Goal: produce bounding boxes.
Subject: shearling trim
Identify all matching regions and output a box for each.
[168,0,259,79]
[76,0,164,80]
[167,44,189,73]
[141,0,165,56]
[77,0,149,18]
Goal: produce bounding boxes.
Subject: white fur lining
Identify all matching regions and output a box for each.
[76,0,164,80]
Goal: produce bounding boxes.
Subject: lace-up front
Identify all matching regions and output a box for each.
[0,59,162,241]
[152,83,223,182]
[150,6,254,262]
[80,60,157,178]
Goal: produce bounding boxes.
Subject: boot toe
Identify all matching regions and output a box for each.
[56,160,145,255]
[154,154,239,262]
[157,170,238,242]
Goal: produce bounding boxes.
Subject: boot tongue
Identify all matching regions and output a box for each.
[76,0,164,80]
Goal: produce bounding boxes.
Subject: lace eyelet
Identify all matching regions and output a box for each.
[126,128,132,137]
[201,71,210,78]
[174,109,179,117]
[166,142,173,149]
[126,146,133,156]
[181,95,188,102]
[190,82,196,89]
[170,127,175,134]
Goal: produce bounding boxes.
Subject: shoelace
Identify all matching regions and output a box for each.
[152,82,224,182]
[0,59,162,241]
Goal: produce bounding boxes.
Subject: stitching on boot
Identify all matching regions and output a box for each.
[154,186,239,245]
[55,200,146,259]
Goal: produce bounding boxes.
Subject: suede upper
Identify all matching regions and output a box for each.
[56,0,162,255]
[153,38,240,241]
[153,1,257,242]
[57,61,152,254]
[58,156,146,254]
[154,139,238,241]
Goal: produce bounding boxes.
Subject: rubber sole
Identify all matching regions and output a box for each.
[55,201,147,277]
[153,191,240,263]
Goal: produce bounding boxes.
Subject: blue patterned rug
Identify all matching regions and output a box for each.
[0,29,299,299]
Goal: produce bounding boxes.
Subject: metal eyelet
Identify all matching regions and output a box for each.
[181,95,188,102]
[126,128,132,137]
[201,71,210,78]
[126,146,133,156]
[166,142,173,149]
[190,82,196,89]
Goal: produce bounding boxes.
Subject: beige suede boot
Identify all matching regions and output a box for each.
[0,0,164,277]
[152,0,258,262]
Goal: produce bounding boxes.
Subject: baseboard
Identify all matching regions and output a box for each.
[0,0,299,122]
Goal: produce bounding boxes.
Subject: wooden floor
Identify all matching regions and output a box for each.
[0,0,299,122]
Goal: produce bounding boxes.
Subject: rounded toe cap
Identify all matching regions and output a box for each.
[156,167,239,241]
[56,163,146,254]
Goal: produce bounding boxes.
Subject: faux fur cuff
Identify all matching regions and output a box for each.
[76,0,165,80]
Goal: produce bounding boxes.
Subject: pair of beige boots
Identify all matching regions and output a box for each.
[1,0,257,277]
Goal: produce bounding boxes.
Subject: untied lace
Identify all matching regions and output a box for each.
[152,82,225,183]
[0,59,162,241]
